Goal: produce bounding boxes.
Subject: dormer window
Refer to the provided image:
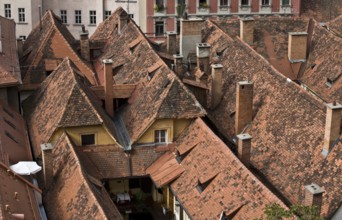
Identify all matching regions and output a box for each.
[81,134,95,145]
[154,130,167,143]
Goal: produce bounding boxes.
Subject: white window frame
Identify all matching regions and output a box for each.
[18,8,25,23]
[219,0,229,6]
[75,10,82,24]
[105,10,111,19]
[154,129,168,143]
[155,20,165,37]
[261,0,271,6]
[281,0,291,6]
[60,10,67,24]
[89,10,96,25]
[4,4,11,18]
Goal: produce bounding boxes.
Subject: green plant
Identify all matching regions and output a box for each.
[199,2,209,8]
[176,4,186,17]
[154,4,165,12]
[260,203,323,220]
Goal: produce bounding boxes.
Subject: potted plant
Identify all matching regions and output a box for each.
[154,4,165,12]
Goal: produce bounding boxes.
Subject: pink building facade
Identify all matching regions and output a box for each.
[146,0,301,37]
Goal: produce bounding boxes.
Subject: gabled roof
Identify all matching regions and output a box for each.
[21,10,96,89]
[149,118,287,219]
[44,132,123,220]
[300,20,342,103]
[0,99,32,165]
[92,8,206,144]
[0,16,21,87]
[24,58,117,158]
[0,162,42,220]
[213,17,309,80]
[201,20,341,217]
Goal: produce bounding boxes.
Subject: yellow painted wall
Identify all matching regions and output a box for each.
[109,179,129,194]
[137,119,192,144]
[50,125,116,146]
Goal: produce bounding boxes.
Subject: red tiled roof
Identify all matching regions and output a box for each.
[24,58,117,158]
[0,99,32,165]
[150,118,287,219]
[301,0,342,22]
[45,132,122,220]
[21,10,96,89]
[0,16,21,87]
[202,20,341,217]
[0,162,42,220]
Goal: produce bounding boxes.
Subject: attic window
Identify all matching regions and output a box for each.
[81,134,95,145]
[3,108,14,119]
[154,130,167,143]
[3,118,16,130]
[5,131,18,144]
[196,174,218,194]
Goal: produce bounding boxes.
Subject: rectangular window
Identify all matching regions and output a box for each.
[155,21,164,36]
[199,0,208,7]
[75,10,82,24]
[105,10,111,19]
[156,0,164,6]
[4,4,11,18]
[19,35,26,40]
[60,10,67,23]
[241,0,249,5]
[129,14,134,19]
[282,0,290,5]
[89,10,96,25]
[220,0,229,6]
[154,130,167,143]
[81,134,95,145]
[262,0,270,5]
[18,8,25,22]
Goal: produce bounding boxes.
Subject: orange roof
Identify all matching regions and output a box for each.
[149,118,287,219]
[21,10,97,90]
[44,132,122,219]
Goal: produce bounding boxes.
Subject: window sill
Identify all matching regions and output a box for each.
[261,5,271,7]
[281,4,291,7]
[88,24,97,26]
[17,22,28,25]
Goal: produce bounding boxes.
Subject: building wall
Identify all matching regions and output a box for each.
[50,125,117,146]
[137,119,191,144]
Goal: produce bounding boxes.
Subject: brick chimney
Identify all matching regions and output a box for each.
[323,102,342,156]
[167,31,177,54]
[16,38,23,60]
[173,54,184,78]
[237,133,252,168]
[235,81,253,134]
[80,27,90,61]
[196,43,211,75]
[211,64,223,109]
[304,183,324,215]
[288,32,308,62]
[180,18,204,61]
[41,143,53,189]
[240,18,254,45]
[103,59,114,117]
[118,12,129,33]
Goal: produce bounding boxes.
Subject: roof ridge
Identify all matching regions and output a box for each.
[235,36,326,108]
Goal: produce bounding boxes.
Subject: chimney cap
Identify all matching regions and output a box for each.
[326,102,342,110]
[238,80,253,86]
[240,17,254,22]
[305,183,324,195]
[41,143,53,150]
[79,30,89,36]
[196,43,211,48]
[237,133,252,140]
[173,54,184,58]
[211,64,223,69]
[102,59,113,64]
[167,31,177,35]
[288,32,308,36]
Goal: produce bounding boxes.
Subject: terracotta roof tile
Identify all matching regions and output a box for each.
[45,133,122,219]
[21,10,96,89]
[202,20,340,217]
[24,58,116,158]
[0,16,21,87]
[0,162,42,220]
[150,118,287,219]
[301,0,342,22]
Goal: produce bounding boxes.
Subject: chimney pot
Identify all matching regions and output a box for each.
[237,133,252,167]
[210,64,223,109]
[323,102,342,156]
[167,31,177,55]
[235,81,253,134]
[240,18,254,45]
[304,183,324,215]
[103,59,114,117]
[41,143,53,189]
[196,43,211,75]
[173,54,184,78]
[288,32,308,62]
